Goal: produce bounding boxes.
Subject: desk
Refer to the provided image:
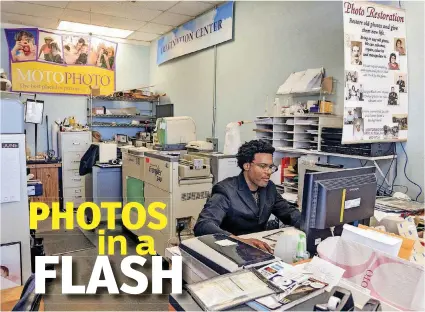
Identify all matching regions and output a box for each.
[27,163,61,206]
[0,286,44,311]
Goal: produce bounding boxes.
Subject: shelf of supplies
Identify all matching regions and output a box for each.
[253,129,273,133]
[294,123,319,126]
[88,114,154,119]
[89,123,151,128]
[275,147,397,161]
[91,95,158,102]
[276,90,332,97]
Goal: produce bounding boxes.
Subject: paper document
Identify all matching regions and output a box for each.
[304,256,345,291]
[1,139,22,203]
[215,239,238,247]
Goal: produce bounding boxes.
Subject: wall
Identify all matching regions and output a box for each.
[150,1,424,201]
[0,29,151,154]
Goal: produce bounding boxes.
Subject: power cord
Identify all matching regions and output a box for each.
[400,143,423,201]
[176,222,185,244]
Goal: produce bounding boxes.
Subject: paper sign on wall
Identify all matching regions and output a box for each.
[342,1,408,143]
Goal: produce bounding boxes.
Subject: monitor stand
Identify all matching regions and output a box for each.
[305,218,370,256]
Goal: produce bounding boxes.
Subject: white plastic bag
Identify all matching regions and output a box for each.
[223,122,242,155]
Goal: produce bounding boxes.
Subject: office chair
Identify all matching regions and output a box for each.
[12,274,43,311]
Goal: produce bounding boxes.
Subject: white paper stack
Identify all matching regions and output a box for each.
[277,68,324,95]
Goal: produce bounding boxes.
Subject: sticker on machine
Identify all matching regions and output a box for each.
[345,198,361,209]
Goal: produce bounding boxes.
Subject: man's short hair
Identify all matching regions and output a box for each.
[0,265,9,276]
[236,140,275,169]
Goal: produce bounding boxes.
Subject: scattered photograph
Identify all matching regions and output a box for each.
[353,118,364,141]
[394,38,406,55]
[388,51,400,70]
[395,73,407,93]
[350,41,363,65]
[63,35,90,65]
[345,70,358,84]
[388,86,399,105]
[345,83,364,101]
[1,242,22,290]
[393,114,408,130]
[383,123,400,139]
[38,31,63,64]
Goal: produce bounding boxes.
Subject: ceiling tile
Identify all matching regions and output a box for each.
[150,12,192,27]
[168,1,214,17]
[1,12,59,29]
[0,1,64,18]
[130,1,179,11]
[60,9,91,25]
[127,31,159,41]
[64,1,92,12]
[138,22,173,35]
[90,13,146,31]
[26,1,69,8]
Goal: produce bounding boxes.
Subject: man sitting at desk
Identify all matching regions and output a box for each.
[194,139,301,252]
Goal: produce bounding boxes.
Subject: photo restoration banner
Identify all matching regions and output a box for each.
[342,1,408,143]
[4,28,117,96]
[157,1,234,65]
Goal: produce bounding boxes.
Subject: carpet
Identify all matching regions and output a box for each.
[39,228,96,256]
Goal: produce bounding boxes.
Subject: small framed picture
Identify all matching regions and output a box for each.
[1,242,22,290]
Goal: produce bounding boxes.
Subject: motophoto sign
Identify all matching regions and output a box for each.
[157,1,234,65]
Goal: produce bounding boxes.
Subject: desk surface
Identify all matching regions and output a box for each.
[0,286,44,312]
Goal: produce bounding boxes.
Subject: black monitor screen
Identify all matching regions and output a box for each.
[156,104,174,118]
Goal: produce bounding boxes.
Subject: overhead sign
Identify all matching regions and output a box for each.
[157,1,234,65]
[342,1,407,143]
[4,28,116,96]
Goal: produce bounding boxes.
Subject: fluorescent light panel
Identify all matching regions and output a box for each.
[57,21,133,39]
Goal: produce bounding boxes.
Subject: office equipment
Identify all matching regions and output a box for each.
[155,116,196,146]
[313,286,355,311]
[123,151,212,256]
[59,132,91,208]
[375,197,424,213]
[301,167,377,255]
[186,141,214,152]
[156,103,174,118]
[92,142,117,163]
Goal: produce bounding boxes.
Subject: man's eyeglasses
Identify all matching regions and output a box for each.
[251,162,278,173]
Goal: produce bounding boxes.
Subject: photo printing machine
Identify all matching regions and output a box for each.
[122,147,213,256]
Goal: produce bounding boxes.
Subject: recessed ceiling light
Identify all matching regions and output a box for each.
[57,21,133,39]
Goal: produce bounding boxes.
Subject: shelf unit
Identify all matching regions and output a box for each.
[87,95,160,140]
[254,114,342,150]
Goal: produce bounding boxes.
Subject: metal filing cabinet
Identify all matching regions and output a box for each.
[59,132,91,208]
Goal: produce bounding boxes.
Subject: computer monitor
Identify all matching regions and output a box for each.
[156,104,174,118]
[301,166,377,255]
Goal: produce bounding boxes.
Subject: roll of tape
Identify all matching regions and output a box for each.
[327,296,341,311]
[111,159,118,165]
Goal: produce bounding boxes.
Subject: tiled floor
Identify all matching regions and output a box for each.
[37,219,172,311]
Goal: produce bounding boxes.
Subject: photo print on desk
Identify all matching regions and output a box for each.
[395,73,407,93]
[0,242,22,290]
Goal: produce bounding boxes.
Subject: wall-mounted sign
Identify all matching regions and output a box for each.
[342,1,407,143]
[157,1,234,65]
[4,28,116,96]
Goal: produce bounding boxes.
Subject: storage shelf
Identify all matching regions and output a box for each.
[275,147,397,161]
[276,90,333,97]
[88,114,154,119]
[91,95,158,102]
[89,123,150,128]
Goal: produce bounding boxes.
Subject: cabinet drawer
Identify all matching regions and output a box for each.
[63,195,85,208]
[60,133,91,152]
[63,186,85,198]
[63,153,84,170]
[63,170,85,188]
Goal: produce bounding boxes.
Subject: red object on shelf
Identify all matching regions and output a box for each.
[281,157,290,181]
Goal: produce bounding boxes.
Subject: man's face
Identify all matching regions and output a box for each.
[355,124,361,132]
[246,153,273,188]
[352,46,360,60]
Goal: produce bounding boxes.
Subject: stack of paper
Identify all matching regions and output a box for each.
[277,68,324,95]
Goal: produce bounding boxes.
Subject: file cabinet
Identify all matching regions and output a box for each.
[59,132,91,209]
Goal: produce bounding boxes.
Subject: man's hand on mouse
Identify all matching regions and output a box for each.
[231,236,273,253]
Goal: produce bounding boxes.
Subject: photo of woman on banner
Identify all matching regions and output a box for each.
[89,37,117,70]
[394,38,406,55]
[38,31,63,64]
[5,28,37,62]
[63,35,89,65]
[388,52,400,70]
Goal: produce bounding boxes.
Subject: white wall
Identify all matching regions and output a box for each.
[150,1,424,201]
[0,30,151,154]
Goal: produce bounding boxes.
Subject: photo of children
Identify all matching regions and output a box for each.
[392,114,408,130]
[88,37,117,70]
[383,123,399,139]
[395,73,407,93]
[38,31,63,64]
[62,35,90,65]
[350,41,363,65]
[394,38,406,55]
[345,83,363,101]
[5,28,37,62]
[388,52,400,70]
[388,86,399,105]
[345,70,358,84]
